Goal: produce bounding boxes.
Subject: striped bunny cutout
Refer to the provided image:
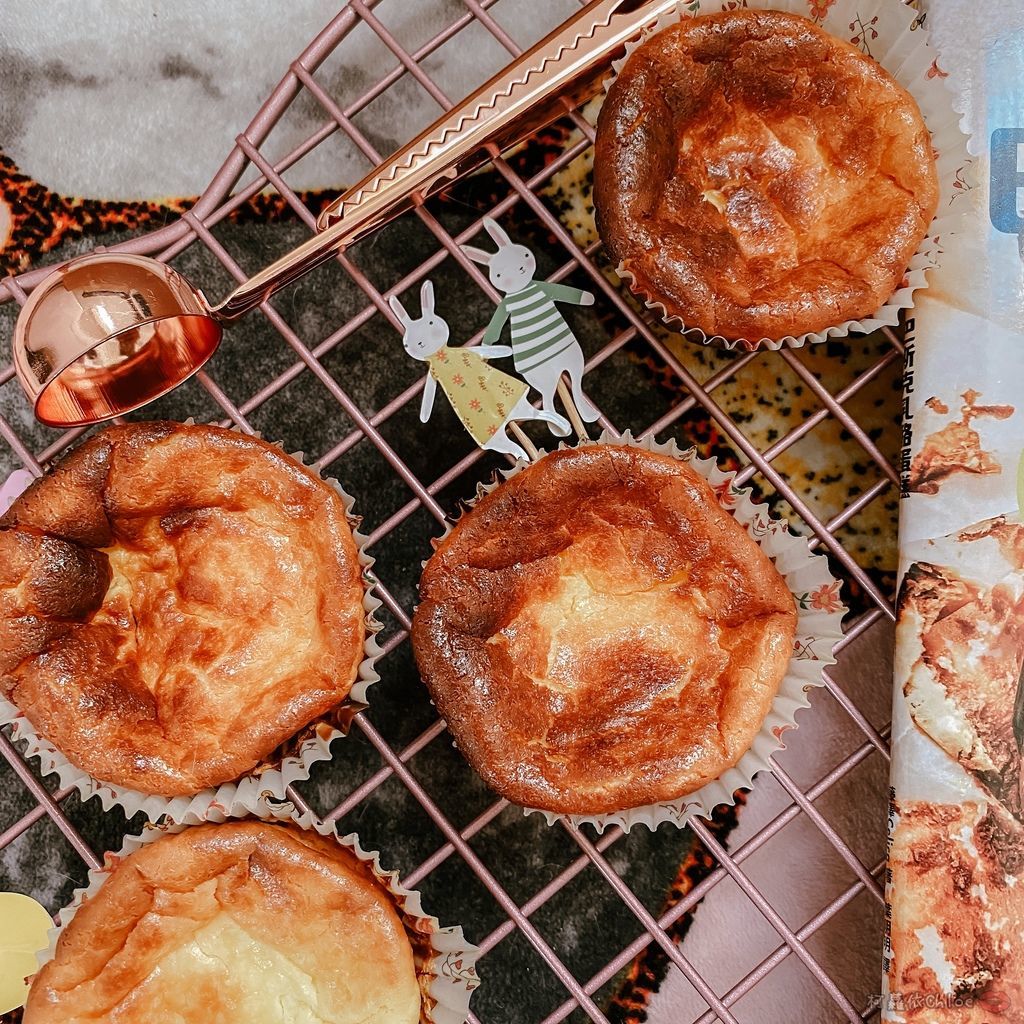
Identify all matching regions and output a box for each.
[390,280,568,462]
[462,218,600,436]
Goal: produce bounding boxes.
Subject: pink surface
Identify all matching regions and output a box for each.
[0,470,32,515]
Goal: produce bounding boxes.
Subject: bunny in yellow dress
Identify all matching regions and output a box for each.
[390,281,568,460]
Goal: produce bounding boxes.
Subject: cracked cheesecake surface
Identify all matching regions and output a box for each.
[23,822,421,1024]
[0,421,366,795]
[412,444,797,814]
[594,9,939,342]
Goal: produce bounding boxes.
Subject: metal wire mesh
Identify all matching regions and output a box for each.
[0,2,897,1021]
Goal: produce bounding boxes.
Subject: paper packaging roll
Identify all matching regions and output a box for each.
[884,4,1024,1020]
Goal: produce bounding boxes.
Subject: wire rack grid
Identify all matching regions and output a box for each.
[0,2,900,1022]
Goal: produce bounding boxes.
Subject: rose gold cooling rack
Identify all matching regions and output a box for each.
[0,2,897,1021]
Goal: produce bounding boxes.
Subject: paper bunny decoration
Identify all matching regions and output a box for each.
[390,280,569,462]
[461,217,600,436]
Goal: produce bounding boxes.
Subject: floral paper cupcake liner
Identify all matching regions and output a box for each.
[30,802,480,1024]
[427,430,846,833]
[602,0,971,350]
[0,432,383,824]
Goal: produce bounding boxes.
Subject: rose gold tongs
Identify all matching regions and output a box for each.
[12,0,678,428]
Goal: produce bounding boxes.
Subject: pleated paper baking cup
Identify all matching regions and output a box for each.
[30,803,480,1024]
[0,433,383,824]
[601,0,970,351]
[427,431,845,833]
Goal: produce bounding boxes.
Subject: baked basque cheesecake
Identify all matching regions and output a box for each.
[0,421,366,795]
[412,444,797,815]
[594,9,940,342]
[23,822,422,1024]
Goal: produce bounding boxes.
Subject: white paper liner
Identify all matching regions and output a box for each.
[30,803,480,1024]
[0,431,384,824]
[602,0,971,350]
[427,431,846,833]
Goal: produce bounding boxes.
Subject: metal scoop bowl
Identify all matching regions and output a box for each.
[15,254,222,426]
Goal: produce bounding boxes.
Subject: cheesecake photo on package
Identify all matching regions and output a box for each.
[883,8,1024,1020]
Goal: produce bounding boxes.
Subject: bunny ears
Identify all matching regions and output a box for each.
[388,220,511,316]
[388,279,434,325]
[386,214,516,321]
[460,217,512,266]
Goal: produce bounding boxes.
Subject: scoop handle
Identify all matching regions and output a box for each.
[212,0,677,320]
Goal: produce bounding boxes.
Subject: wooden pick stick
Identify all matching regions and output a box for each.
[556,378,590,441]
[509,422,541,462]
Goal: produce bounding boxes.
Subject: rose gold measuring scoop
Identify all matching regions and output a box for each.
[12,0,676,428]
